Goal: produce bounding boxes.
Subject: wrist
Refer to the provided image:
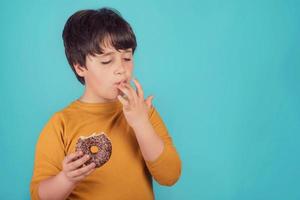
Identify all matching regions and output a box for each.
[131,118,151,132]
[58,171,77,187]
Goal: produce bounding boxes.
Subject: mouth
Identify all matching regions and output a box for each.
[114,80,128,86]
[114,80,128,97]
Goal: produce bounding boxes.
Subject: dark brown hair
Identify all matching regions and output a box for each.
[62,7,137,85]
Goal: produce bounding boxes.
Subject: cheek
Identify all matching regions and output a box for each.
[126,64,134,77]
[85,69,108,91]
[87,71,103,85]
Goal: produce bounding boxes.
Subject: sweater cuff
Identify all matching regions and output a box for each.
[145,143,169,168]
[144,144,181,186]
[30,182,40,200]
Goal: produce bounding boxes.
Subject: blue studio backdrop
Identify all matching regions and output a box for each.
[0,0,300,199]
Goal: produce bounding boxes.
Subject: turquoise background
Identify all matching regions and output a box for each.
[0,0,299,199]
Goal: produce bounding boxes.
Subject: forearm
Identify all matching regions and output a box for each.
[38,171,76,200]
[132,119,164,162]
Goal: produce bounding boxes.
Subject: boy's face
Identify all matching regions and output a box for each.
[74,45,134,102]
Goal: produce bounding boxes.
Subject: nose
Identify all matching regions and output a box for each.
[114,59,126,75]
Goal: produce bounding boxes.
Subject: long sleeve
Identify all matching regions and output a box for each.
[30,112,66,200]
[145,107,182,186]
[30,100,180,200]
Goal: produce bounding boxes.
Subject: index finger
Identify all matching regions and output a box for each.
[64,151,83,164]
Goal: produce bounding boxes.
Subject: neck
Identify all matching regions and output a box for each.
[79,87,117,104]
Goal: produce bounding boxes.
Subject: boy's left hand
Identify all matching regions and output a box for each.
[117,78,154,129]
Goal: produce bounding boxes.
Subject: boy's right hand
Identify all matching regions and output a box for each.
[61,151,96,184]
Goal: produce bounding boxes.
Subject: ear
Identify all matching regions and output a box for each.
[73,63,87,77]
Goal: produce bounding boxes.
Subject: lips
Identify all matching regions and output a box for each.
[114,80,127,97]
[114,80,127,86]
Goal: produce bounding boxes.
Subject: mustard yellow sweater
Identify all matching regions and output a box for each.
[30,100,181,200]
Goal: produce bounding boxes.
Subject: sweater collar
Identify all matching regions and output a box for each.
[70,99,123,114]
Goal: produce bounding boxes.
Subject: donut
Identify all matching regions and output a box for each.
[75,132,112,168]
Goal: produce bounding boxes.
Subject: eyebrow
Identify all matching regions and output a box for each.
[100,49,132,57]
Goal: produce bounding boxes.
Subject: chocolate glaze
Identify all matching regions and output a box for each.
[76,132,112,168]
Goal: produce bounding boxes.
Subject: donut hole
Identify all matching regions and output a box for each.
[90,145,99,154]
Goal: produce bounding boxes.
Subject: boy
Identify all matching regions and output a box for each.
[30,7,181,200]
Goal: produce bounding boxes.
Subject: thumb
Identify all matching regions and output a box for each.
[145,95,154,108]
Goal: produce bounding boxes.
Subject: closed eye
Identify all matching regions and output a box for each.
[101,58,131,64]
[101,61,111,64]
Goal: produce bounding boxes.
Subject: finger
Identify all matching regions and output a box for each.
[117,94,130,108]
[64,151,83,164]
[132,79,144,99]
[69,162,96,178]
[75,164,96,178]
[124,82,138,104]
[71,167,96,182]
[118,85,134,105]
[145,95,154,108]
[67,154,91,171]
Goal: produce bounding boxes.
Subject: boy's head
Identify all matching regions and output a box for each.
[62,8,136,101]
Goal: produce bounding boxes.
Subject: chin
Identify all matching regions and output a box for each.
[107,90,120,100]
